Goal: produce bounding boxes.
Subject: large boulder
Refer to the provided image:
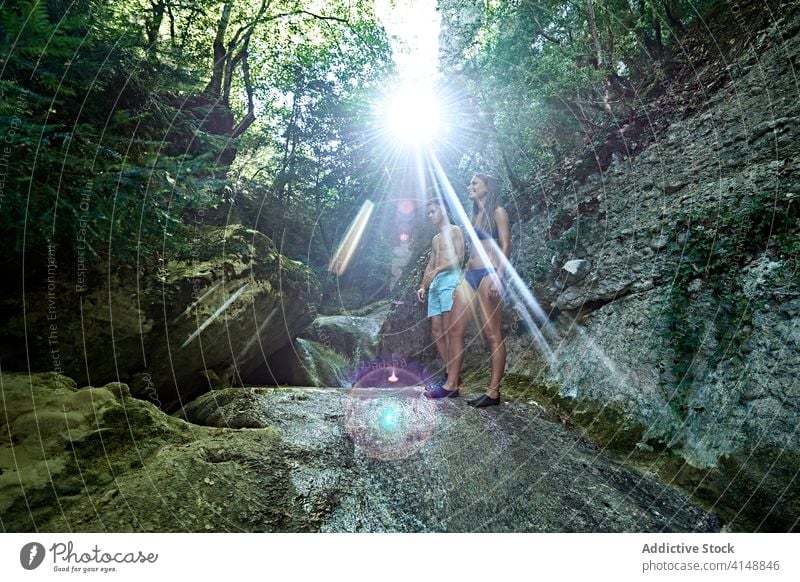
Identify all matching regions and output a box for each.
[3,225,319,410]
[305,314,383,363]
[0,372,322,532]
[377,253,436,362]
[248,302,391,388]
[136,225,320,408]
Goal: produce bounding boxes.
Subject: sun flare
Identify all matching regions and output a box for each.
[385,87,441,145]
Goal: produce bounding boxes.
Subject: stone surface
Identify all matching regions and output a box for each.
[181,386,719,532]
[2,373,718,532]
[1,225,320,410]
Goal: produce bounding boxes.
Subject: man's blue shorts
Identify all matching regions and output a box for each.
[427,270,461,318]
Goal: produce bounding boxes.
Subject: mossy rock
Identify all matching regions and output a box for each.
[0,372,318,532]
[660,447,800,532]
[500,372,649,454]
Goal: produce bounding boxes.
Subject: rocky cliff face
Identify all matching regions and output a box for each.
[386,0,798,530]
[515,0,798,489]
[437,0,483,71]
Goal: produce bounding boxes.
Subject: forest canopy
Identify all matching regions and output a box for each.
[442,0,717,195]
[0,0,393,281]
[1,0,722,301]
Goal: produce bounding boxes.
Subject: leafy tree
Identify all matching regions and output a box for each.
[0,0,393,291]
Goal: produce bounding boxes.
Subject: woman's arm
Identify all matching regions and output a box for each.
[495,207,511,275]
[487,207,510,301]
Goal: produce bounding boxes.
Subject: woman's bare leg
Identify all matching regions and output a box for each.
[476,276,505,398]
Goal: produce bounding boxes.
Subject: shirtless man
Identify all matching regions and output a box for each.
[416,200,465,393]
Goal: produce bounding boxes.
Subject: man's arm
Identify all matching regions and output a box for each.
[417,237,438,302]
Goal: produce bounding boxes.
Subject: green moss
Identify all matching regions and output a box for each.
[501,373,650,454]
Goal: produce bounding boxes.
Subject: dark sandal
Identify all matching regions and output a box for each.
[467,394,500,407]
[424,384,459,399]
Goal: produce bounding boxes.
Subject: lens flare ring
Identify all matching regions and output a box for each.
[344,363,435,460]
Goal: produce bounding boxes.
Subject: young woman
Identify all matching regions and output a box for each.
[424,174,510,407]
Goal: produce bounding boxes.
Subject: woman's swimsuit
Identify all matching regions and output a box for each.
[464,268,497,290]
[474,226,499,240]
[466,223,500,289]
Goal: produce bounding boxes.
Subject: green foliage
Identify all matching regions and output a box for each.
[525,224,580,284]
[0,0,393,294]
[661,190,799,415]
[454,0,719,190]
[229,5,393,274]
[0,0,219,268]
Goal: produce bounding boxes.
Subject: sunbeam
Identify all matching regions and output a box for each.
[172,281,222,324]
[328,200,375,275]
[181,283,250,349]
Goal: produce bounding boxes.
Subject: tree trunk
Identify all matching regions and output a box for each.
[206,1,232,98]
[146,0,166,53]
[586,0,604,69]
[586,0,613,114]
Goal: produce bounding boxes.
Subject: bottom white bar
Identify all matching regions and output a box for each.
[1,533,797,581]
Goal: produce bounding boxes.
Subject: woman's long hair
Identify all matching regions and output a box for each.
[471,173,499,233]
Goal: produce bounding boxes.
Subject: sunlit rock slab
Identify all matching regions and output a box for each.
[183,386,719,532]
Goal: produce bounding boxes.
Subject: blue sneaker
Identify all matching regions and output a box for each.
[425,376,446,391]
[423,383,459,399]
